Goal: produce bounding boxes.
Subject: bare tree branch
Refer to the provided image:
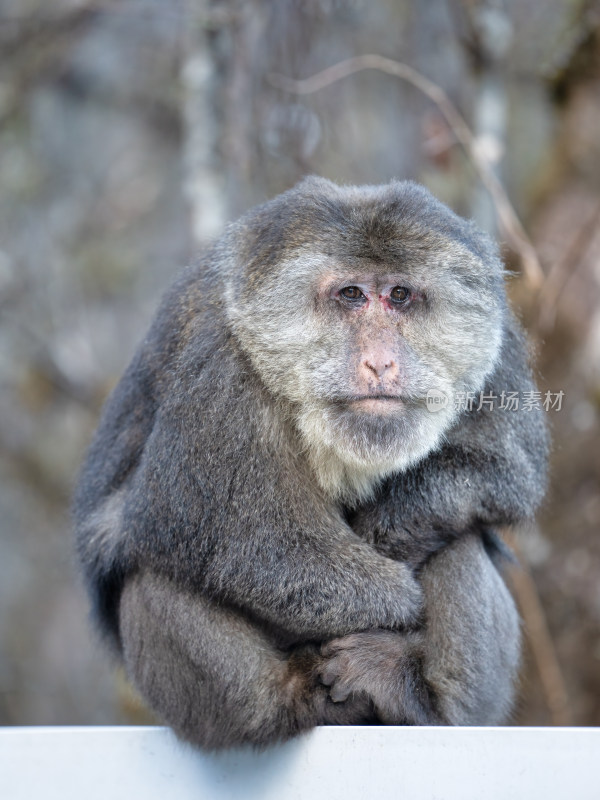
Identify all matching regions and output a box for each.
[536,201,600,332]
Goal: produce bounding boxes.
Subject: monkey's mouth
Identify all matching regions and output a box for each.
[342,395,406,413]
[350,394,402,401]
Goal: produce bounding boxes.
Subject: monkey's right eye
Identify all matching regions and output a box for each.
[340,286,365,302]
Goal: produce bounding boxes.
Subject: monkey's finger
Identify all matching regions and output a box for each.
[322,633,370,657]
[321,639,345,658]
[319,657,345,686]
[329,681,352,703]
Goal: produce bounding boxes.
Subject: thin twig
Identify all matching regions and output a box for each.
[506,534,572,726]
[536,201,600,332]
[270,54,544,288]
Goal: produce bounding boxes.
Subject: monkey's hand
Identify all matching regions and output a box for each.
[284,644,377,727]
[318,630,437,725]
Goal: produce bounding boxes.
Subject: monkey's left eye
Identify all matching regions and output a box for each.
[340,286,365,302]
[390,286,411,305]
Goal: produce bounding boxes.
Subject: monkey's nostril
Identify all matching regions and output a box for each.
[365,359,395,378]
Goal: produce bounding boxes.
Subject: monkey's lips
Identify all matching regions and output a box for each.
[342,395,406,414]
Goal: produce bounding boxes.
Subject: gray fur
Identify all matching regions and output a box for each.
[73,177,547,748]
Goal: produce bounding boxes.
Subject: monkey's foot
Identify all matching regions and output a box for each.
[319,630,438,725]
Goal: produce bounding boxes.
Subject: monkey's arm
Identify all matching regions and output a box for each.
[124,405,424,641]
[320,534,520,725]
[118,570,376,749]
[79,421,424,645]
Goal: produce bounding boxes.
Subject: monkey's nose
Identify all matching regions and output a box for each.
[363,357,396,379]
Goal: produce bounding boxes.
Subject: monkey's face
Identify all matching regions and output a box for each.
[225,178,506,499]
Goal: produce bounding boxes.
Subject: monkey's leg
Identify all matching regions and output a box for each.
[119,570,375,749]
[320,534,520,725]
[420,532,520,724]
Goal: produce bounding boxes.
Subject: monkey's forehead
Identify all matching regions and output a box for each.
[231,179,499,283]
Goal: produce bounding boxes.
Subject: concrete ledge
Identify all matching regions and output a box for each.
[1,725,599,799]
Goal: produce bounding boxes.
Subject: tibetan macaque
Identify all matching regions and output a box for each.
[73,177,548,748]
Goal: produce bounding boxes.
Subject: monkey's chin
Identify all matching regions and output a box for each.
[299,401,455,502]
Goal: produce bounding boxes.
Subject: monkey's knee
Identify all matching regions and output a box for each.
[118,572,224,747]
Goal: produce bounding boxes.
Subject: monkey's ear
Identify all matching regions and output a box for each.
[465,220,504,269]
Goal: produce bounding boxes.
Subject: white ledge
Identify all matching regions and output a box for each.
[1,725,599,799]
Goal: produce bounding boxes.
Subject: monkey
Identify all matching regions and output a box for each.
[73,177,548,748]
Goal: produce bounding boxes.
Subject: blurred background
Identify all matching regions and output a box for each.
[0,0,599,728]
